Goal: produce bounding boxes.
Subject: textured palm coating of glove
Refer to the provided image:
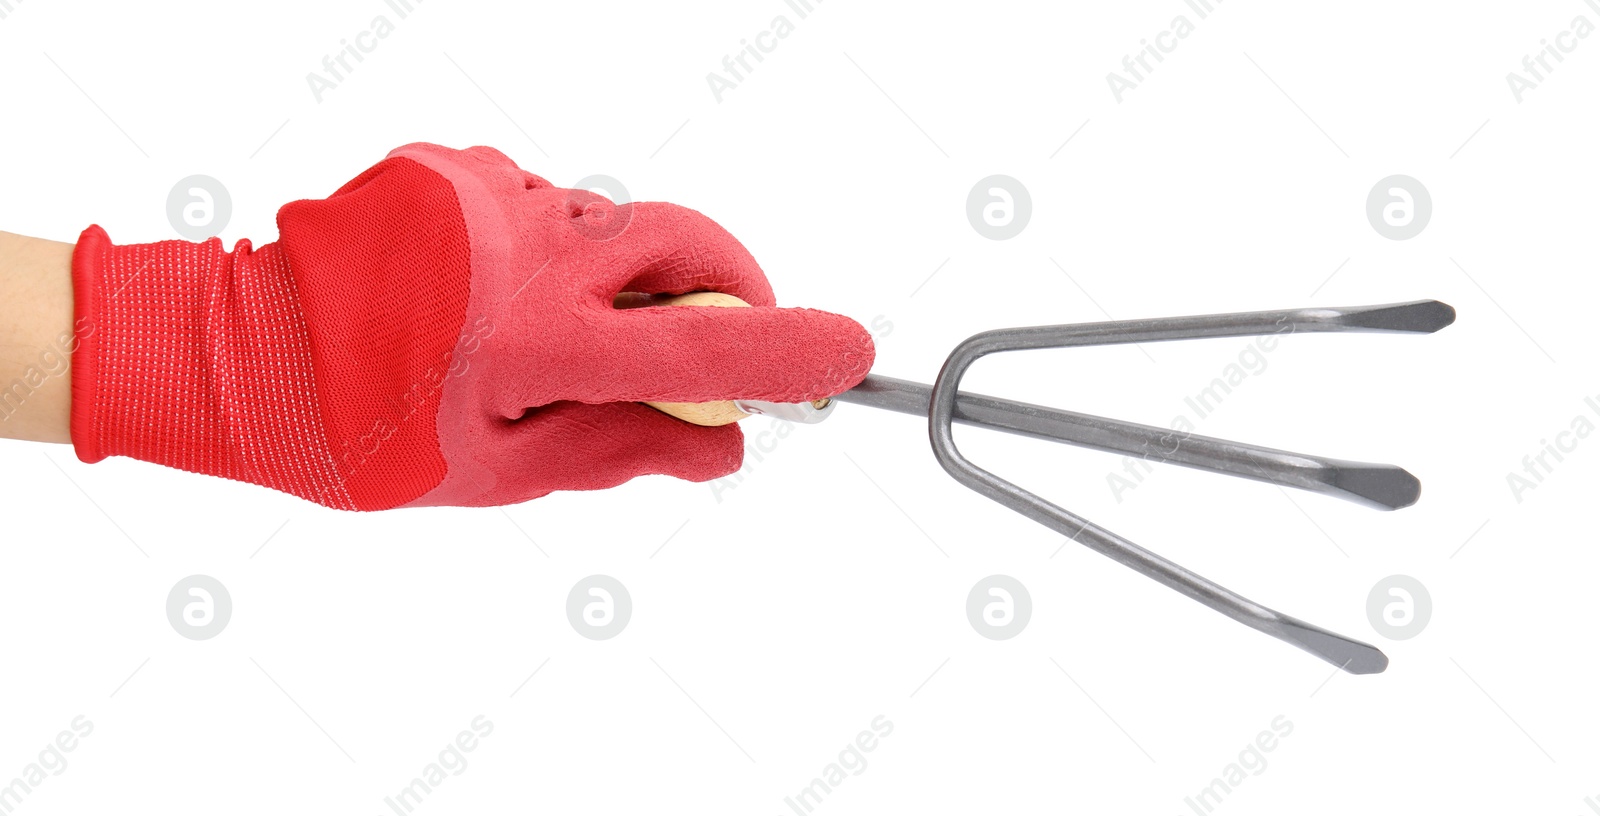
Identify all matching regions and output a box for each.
[70,143,874,510]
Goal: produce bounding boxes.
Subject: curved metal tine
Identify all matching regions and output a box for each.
[838,375,1421,510]
[978,299,1456,350]
[922,300,1455,674]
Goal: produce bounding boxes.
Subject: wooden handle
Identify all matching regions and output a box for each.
[613,291,753,427]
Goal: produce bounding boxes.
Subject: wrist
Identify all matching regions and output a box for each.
[70,226,235,470]
[0,231,76,444]
[70,227,363,508]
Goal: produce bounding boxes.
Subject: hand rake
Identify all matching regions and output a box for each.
[644,294,1456,674]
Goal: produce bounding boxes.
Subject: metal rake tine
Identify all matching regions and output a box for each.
[927,407,1389,674]
[970,485,1389,674]
[953,299,1456,351]
[837,375,1420,510]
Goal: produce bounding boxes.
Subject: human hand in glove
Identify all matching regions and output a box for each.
[41,143,872,510]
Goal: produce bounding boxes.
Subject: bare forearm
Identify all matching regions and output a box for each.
[0,231,76,443]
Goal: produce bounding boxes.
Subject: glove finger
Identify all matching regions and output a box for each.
[582,202,777,307]
[569,304,875,405]
[473,401,744,505]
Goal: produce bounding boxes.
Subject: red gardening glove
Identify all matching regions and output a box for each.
[69,143,874,510]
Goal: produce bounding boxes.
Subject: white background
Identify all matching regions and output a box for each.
[2,0,1597,813]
